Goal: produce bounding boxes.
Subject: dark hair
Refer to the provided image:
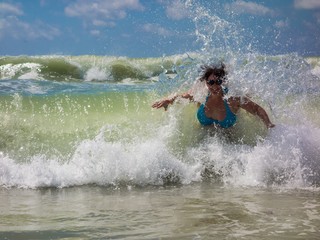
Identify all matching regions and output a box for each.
[198,63,227,82]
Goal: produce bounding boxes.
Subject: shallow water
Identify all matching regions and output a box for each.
[1,183,319,240]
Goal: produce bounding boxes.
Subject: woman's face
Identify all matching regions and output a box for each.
[206,73,223,95]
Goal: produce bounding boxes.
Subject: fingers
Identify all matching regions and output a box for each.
[152,100,168,109]
[152,101,163,108]
[152,98,172,110]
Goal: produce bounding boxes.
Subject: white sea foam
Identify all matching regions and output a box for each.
[84,66,111,82]
[1,113,319,189]
[0,124,202,189]
[0,63,42,80]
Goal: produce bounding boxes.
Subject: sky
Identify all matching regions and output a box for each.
[0,0,320,57]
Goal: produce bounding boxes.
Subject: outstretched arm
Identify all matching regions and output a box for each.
[239,97,275,128]
[152,92,194,110]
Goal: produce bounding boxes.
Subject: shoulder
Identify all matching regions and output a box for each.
[227,96,241,105]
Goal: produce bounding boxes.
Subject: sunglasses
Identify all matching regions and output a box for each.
[206,79,223,86]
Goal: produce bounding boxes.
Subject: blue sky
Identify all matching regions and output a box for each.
[0,0,320,57]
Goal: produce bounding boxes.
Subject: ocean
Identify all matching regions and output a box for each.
[1,52,319,239]
[1,3,320,240]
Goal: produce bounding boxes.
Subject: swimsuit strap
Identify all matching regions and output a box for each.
[205,92,210,102]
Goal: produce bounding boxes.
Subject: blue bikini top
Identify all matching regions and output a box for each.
[197,94,237,128]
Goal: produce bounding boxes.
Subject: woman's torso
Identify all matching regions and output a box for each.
[196,94,238,128]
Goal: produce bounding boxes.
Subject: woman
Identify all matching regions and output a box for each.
[152,64,275,129]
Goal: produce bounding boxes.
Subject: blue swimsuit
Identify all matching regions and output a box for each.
[197,96,237,128]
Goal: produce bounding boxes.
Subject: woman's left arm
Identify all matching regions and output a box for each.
[239,97,275,128]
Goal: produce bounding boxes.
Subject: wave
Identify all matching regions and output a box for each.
[1,120,320,189]
[1,54,319,83]
[1,52,320,189]
[0,55,186,82]
[0,90,320,189]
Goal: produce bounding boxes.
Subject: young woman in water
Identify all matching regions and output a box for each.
[152,63,275,129]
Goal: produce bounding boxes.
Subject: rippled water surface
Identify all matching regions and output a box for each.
[1,184,319,239]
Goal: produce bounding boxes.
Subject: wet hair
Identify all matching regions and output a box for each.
[198,63,227,82]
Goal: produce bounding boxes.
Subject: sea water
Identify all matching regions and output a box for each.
[1,185,319,239]
[1,1,320,239]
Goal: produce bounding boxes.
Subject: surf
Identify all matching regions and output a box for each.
[0,55,183,82]
[1,1,320,190]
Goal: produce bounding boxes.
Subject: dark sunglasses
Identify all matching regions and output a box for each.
[206,79,223,86]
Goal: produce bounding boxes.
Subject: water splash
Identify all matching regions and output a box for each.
[1,1,320,189]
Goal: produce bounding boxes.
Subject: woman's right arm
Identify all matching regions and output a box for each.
[152,92,194,110]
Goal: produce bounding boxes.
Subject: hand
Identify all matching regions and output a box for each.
[152,99,172,110]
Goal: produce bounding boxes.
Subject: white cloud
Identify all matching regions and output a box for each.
[92,19,115,27]
[65,0,144,26]
[165,0,189,20]
[0,2,60,41]
[0,15,60,40]
[142,23,172,36]
[294,0,320,9]
[0,2,23,16]
[225,0,275,16]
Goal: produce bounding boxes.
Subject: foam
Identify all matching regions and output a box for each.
[84,66,111,82]
[0,63,41,80]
